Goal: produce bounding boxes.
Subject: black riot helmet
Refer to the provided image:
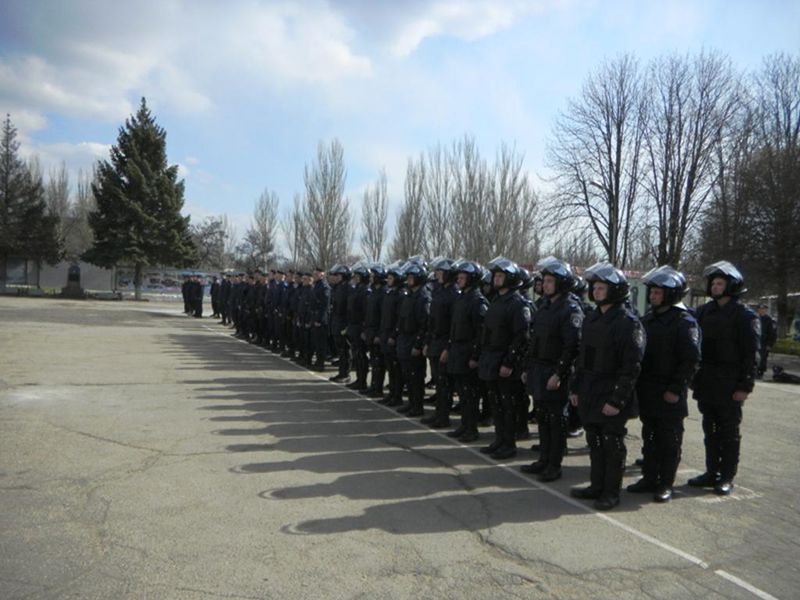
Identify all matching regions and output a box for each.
[386,260,406,287]
[702,260,746,298]
[481,267,492,289]
[369,262,387,284]
[584,261,629,305]
[572,275,588,298]
[487,256,521,290]
[537,256,575,295]
[404,261,428,287]
[642,265,688,306]
[329,263,351,280]
[454,260,483,289]
[431,256,457,283]
[518,267,533,291]
[351,262,370,283]
[406,254,427,269]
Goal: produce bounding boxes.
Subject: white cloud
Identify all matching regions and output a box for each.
[385,0,546,57]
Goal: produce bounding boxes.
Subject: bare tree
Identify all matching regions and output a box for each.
[237,189,279,271]
[280,193,304,269]
[45,162,70,224]
[360,169,388,261]
[190,216,228,270]
[299,139,352,268]
[488,142,540,262]
[423,143,454,257]
[448,136,490,261]
[642,51,741,267]
[744,53,800,334]
[63,168,96,260]
[389,156,426,260]
[220,214,238,269]
[546,54,646,268]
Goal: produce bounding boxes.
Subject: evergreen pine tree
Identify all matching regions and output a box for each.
[0,114,62,290]
[83,98,196,299]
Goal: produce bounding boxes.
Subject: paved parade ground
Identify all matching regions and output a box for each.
[1,297,799,599]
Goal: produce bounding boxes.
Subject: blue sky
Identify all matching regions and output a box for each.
[1,0,798,252]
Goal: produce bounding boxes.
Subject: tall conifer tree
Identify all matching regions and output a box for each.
[84,98,196,298]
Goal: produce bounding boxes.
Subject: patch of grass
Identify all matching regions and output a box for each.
[773,337,800,356]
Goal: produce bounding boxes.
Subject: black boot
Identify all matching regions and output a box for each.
[596,433,626,510]
[571,428,605,500]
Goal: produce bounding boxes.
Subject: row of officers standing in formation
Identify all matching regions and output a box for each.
[192,256,763,512]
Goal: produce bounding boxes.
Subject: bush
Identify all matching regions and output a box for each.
[773,337,800,356]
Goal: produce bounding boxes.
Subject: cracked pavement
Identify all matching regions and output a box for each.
[1,297,797,599]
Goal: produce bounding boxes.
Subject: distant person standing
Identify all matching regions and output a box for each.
[688,261,760,496]
[757,304,777,379]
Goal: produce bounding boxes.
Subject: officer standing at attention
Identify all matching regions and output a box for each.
[688,261,760,496]
[423,257,460,429]
[627,266,700,503]
[570,262,645,510]
[379,261,406,407]
[521,256,583,482]
[362,263,387,398]
[445,260,489,443]
[328,265,352,383]
[395,261,431,417]
[310,267,331,371]
[346,263,371,391]
[479,257,531,461]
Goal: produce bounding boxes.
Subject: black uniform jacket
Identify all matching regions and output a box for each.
[346,283,370,338]
[526,292,583,382]
[447,287,488,375]
[427,283,459,358]
[478,289,531,381]
[693,299,760,401]
[364,284,384,342]
[310,279,331,325]
[572,303,645,423]
[396,285,431,360]
[636,305,700,418]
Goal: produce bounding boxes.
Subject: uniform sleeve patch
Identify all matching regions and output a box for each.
[522,307,532,322]
[633,325,645,350]
[571,312,584,329]
[689,325,700,348]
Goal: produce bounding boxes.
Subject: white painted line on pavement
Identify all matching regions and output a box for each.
[716,570,780,600]
[192,318,778,600]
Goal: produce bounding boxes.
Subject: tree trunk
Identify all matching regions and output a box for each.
[0,254,6,293]
[134,263,143,301]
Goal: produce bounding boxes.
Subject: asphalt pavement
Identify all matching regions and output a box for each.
[1,297,798,599]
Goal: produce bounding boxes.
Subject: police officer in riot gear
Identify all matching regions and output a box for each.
[346,263,371,391]
[570,262,645,510]
[521,256,583,482]
[688,261,760,496]
[328,264,352,383]
[396,261,431,417]
[423,257,460,428]
[479,257,531,460]
[380,261,407,406]
[446,260,489,443]
[363,263,387,398]
[627,266,700,503]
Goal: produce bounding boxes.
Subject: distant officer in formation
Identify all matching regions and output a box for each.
[190,254,763,510]
[756,304,777,379]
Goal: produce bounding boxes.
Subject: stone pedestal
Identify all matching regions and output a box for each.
[61,264,85,299]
